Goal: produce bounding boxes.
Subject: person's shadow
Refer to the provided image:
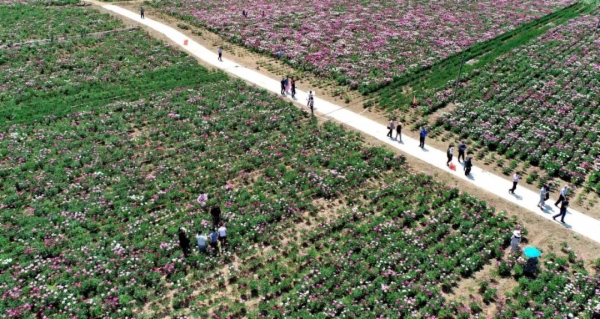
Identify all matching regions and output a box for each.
[420,146,429,152]
[509,193,523,200]
[540,205,554,214]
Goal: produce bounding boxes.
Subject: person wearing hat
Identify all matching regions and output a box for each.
[178,227,191,257]
[510,230,522,254]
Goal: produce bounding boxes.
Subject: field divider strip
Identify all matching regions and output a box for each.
[88,1,600,244]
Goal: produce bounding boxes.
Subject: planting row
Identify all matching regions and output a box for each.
[150,0,575,91]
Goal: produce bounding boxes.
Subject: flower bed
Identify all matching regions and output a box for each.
[151,0,575,90]
[427,12,600,187]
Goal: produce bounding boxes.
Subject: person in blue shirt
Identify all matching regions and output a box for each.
[209,229,219,255]
[418,127,428,148]
[458,141,467,162]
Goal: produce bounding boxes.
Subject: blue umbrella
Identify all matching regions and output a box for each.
[523,246,542,258]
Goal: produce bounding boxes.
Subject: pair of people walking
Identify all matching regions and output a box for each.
[386,119,402,140]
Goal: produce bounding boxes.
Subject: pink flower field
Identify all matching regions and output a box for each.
[155,0,575,89]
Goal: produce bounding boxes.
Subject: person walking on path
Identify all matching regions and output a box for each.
[395,121,402,141]
[418,127,428,148]
[209,228,219,255]
[196,230,208,254]
[178,227,191,257]
[458,141,467,162]
[538,186,547,209]
[553,197,570,223]
[446,144,454,166]
[218,47,223,62]
[464,155,473,176]
[281,77,286,95]
[555,185,569,207]
[218,223,227,247]
[387,119,395,138]
[210,205,221,229]
[510,230,522,254]
[508,172,520,194]
[285,76,290,94]
[290,78,296,98]
[140,6,145,19]
[307,91,314,116]
[544,183,551,202]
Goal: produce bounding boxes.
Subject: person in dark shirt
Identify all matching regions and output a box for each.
[140,6,145,19]
[553,197,569,223]
[210,205,221,228]
[458,141,467,162]
[280,77,286,95]
[178,227,191,257]
[464,156,473,176]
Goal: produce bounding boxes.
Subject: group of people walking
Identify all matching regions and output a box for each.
[386,119,403,141]
[178,203,229,257]
[445,141,472,176]
[280,76,297,98]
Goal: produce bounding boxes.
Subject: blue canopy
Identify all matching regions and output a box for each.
[523,246,542,258]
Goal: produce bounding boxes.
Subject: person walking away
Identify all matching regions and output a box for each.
[458,141,467,162]
[209,228,219,255]
[395,121,402,141]
[508,172,520,194]
[544,184,551,202]
[210,205,221,228]
[464,155,473,176]
[555,185,569,207]
[553,197,569,223]
[196,230,208,254]
[387,119,395,138]
[446,144,454,166]
[281,77,286,95]
[291,78,296,98]
[538,186,547,209]
[307,91,314,116]
[178,227,191,257]
[418,127,428,148]
[218,223,227,248]
[510,230,521,254]
[140,6,145,19]
[218,47,223,61]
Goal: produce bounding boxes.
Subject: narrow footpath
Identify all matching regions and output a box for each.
[92,3,600,244]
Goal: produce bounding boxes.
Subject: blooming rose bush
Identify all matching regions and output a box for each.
[150,0,574,90]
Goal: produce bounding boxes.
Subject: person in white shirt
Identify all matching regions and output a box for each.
[218,223,227,247]
[510,230,522,254]
[196,230,208,253]
[446,144,454,166]
[508,173,520,194]
[537,186,547,209]
[555,185,569,207]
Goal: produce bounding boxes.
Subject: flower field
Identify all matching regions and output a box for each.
[151,0,575,90]
[2,1,600,318]
[424,11,600,189]
[0,4,122,44]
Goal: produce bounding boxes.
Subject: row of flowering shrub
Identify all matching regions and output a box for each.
[150,0,574,90]
[423,12,600,187]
